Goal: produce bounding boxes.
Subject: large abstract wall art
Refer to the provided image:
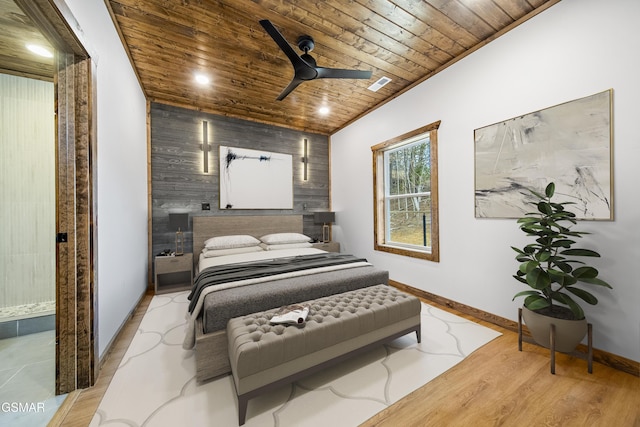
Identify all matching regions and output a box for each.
[219,146,293,209]
[474,89,612,220]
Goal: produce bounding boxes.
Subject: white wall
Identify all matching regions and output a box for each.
[65,0,148,357]
[331,0,640,362]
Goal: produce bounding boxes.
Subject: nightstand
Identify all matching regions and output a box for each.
[155,253,193,294]
[312,242,340,253]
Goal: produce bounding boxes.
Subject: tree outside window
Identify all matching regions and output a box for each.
[372,121,440,261]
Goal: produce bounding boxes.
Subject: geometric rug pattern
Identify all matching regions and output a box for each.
[89,291,501,427]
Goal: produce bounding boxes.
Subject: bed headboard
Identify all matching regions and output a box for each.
[193,215,304,257]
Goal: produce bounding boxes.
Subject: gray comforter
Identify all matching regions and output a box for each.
[201,264,389,333]
[188,252,367,313]
[182,252,388,349]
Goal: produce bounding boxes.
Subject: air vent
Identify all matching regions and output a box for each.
[367,76,392,92]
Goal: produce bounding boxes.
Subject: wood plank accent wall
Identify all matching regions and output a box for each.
[150,103,330,258]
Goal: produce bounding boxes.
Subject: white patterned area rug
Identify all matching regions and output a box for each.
[90,291,501,427]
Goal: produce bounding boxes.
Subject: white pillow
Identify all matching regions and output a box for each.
[204,234,260,250]
[259,233,311,245]
[201,246,263,258]
[259,242,313,251]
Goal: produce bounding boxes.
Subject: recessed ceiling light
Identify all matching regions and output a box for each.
[26,44,53,58]
[195,73,210,85]
[318,106,330,115]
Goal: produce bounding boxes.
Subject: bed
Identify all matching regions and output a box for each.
[185,215,389,382]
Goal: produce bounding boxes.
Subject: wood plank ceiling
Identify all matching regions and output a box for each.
[0,0,54,81]
[105,0,560,134]
[1,0,561,135]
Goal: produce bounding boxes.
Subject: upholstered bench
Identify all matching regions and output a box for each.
[227,284,422,425]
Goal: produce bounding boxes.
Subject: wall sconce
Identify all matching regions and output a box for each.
[200,121,212,173]
[301,138,308,181]
[169,213,189,255]
[314,211,335,243]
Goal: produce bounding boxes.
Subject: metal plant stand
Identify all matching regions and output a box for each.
[518,308,593,374]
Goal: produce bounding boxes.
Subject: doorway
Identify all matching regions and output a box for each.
[9,0,99,395]
[0,73,60,425]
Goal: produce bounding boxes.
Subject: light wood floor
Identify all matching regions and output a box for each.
[51,292,639,427]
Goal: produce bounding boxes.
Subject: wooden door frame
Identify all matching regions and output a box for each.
[15,0,98,393]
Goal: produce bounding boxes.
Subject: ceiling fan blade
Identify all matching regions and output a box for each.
[260,20,372,101]
[316,67,372,80]
[259,20,309,71]
[276,78,304,101]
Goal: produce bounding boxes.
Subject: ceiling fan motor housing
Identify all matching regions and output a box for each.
[296,35,315,53]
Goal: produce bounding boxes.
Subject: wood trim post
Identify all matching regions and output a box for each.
[54,50,96,393]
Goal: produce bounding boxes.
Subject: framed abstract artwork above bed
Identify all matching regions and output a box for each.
[219,145,293,209]
[474,89,613,220]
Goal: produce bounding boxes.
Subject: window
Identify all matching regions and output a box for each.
[372,121,440,261]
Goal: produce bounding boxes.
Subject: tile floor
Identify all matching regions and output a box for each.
[0,329,66,426]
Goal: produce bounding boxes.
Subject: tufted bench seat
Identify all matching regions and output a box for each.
[227,284,421,425]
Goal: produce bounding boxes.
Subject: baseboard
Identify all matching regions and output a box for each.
[390,280,639,377]
[47,389,81,427]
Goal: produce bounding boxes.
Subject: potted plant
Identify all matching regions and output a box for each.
[512,182,612,352]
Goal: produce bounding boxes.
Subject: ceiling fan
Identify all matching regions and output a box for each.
[259,19,373,101]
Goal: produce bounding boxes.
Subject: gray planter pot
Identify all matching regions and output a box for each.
[522,306,588,353]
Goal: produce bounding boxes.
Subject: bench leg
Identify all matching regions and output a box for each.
[415,326,421,343]
[238,394,248,426]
